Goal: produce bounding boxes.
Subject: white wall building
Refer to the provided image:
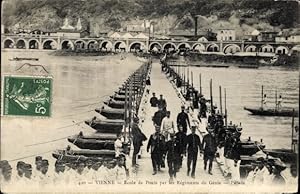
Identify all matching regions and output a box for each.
[216,28,236,41]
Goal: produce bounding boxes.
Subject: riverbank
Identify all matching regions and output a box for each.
[186,52,299,66]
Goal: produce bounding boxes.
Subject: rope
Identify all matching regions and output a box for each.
[25,120,84,147]
[8,150,54,162]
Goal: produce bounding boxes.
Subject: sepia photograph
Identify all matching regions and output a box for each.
[0,0,299,193]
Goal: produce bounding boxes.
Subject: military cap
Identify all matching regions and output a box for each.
[35,156,43,162]
[0,160,9,168]
[181,105,185,108]
[55,160,65,167]
[17,161,26,169]
[41,159,49,166]
[133,117,139,122]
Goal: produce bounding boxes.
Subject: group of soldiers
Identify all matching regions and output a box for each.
[146,91,218,182]
[0,155,128,188]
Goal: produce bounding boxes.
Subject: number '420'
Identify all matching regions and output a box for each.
[35,104,47,114]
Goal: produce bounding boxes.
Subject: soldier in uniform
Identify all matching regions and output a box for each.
[0,161,12,186]
[175,125,186,170]
[150,93,158,107]
[15,161,26,182]
[164,132,181,182]
[53,160,66,185]
[152,106,166,128]
[177,105,191,134]
[20,163,33,185]
[88,161,102,180]
[202,129,217,175]
[147,125,165,175]
[160,111,175,141]
[38,159,50,186]
[131,117,147,167]
[32,156,43,178]
[157,94,167,110]
[186,126,202,178]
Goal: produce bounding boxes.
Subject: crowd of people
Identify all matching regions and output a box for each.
[0,155,128,188]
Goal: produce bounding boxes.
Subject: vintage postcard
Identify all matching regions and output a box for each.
[0,0,298,193]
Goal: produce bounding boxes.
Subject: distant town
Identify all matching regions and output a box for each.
[1,17,299,56]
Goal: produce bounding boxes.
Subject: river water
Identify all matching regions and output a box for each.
[176,58,299,149]
[1,50,142,161]
[0,50,298,162]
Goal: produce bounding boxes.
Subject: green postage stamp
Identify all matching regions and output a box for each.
[2,76,52,117]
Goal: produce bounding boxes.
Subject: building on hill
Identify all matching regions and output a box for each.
[168,29,216,41]
[216,27,236,41]
[257,31,279,42]
[275,29,300,43]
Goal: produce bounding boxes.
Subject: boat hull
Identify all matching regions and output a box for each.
[244,107,298,117]
[68,137,115,150]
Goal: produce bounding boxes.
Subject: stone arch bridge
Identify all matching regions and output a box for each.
[1,34,299,55]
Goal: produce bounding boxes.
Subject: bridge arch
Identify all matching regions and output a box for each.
[290,45,300,54]
[223,44,241,54]
[149,42,163,51]
[114,41,127,52]
[74,39,86,49]
[163,42,176,52]
[100,40,113,51]
[61,40,75,50]
[177,42,191,51]
[192,43,206,52]
[260,45,274,53]
[206,43,219,52]
[28,39,40,49]
[42,39,58,50]
[129,41,146,52]
[244,45,257,52]
[3,38,15,48]
[275,46,289,55]
[87,40,98,50]
[16,38,27,49]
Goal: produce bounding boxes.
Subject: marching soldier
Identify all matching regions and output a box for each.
[0,160,12,186]
[164,132,180,182]
[150,92,158,107]
[202,129,218,175]
[160,111,175,141]
[147,125,165,175]
[131,117,147,167]
[175,125,187,170]
[157,94,167,110]
[186,126,202,178]
[152,106,166,128]
[32,156,43,178]
[177,105,191,134]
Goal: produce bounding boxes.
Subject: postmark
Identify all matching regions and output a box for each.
[2,75,52,117]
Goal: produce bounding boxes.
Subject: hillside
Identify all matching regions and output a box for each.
[2,0,299,36]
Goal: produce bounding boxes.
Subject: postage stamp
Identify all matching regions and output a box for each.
[2,75,52,117]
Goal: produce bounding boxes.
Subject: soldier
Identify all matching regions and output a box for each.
[115,133,124,158]
[150,93,158,107]
[152,106,166,128]
[147,125,165,175]
[74,161,87,182]
[164,132,181,182]
[88,161,102,180]
[160,111,175,141]
[177,105,191,134]
[53,160,66,185]
[175,125,187,170]
[38,159,50,186]
[186,126,202,178]
[199,95,207,118]
[202,129,218,175]
[131,117,147,167]
[157,94,167,110]
[0,161,12,185]
[23,164,33,182]
[15,161,26,182]
[32,156,43,178]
